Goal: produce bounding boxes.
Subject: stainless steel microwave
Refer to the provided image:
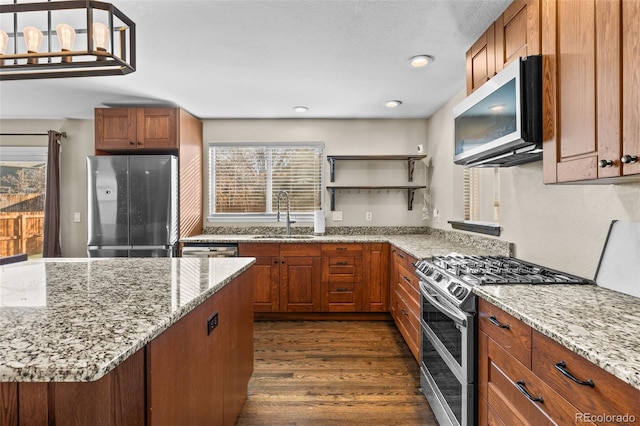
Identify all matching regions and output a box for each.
[453,55,542,167]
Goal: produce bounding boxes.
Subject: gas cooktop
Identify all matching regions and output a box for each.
[415,255,593,311]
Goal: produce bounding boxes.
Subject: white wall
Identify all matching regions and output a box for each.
[425,89,640,278]
[0,119,94,257]
[202,119,430,227]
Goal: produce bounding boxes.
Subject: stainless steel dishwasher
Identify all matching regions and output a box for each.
[180,242,238,257]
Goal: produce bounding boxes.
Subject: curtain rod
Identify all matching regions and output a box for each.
[0,132,67,137]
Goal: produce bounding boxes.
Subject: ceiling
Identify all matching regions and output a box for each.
[0,0,511,121]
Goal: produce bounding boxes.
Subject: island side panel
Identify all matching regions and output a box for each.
[146,267,255,426]
[13,349,145,426]
[0,383,18,426]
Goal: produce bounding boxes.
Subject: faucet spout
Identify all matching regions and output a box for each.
[276,191,295,235]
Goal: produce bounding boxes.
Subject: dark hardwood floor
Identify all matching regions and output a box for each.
[236,320,438,425]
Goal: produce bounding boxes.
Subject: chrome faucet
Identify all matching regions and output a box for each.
[276,190,296,235]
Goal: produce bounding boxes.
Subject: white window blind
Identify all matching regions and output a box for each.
[463,167,500,223]
[209,143,323,221]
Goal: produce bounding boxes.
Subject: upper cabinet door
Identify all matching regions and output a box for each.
[95,108,137,150]
[494,0,541,72]
[466,23,496,94]
[137,108,178,150]
[542,0,626,183]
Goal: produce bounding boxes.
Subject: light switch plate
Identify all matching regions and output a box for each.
[365,212,372,221]
[332,211,343,221]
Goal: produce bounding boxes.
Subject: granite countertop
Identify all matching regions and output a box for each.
[181,233,512,259]
[474,285,640,391]
[0,257,254,383]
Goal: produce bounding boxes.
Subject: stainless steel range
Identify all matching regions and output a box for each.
[414,255,593,426]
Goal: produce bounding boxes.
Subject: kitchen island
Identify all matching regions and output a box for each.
[0,257,255,425]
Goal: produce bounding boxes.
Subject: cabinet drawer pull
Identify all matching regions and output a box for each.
[397,252,405,259]
[336,247,347,251]
[554,361,595,387]
[401,309,408,316]
[336,287,348,292]
[402,275,412,284]
[515,380,544,403]
[129,140,135,145]
[336,261,348,265]
[488,316,510,329]
[410,262,416,268]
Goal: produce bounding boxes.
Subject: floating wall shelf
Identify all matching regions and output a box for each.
[325,185,426,211]
[327,155,427,182]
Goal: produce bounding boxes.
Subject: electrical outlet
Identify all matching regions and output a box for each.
[433,208,439,223]
[365,212,372,221]
[207,312,219,335]
[74,212,81,223]
[332,211,343,221]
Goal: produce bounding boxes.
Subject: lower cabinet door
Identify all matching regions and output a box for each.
[280,256,322,312]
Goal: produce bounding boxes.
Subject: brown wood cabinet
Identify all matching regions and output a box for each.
[389,246,420,362]
[0,271,253,426]
[241,242,389,314]
[94,107,203,238]
[466,0,540,94]
[542,0,640,183]
[362,243,390,312]
[320,244,363,312]
[478,298,640,425]
[95,108,178,151]
[238,243,280,312]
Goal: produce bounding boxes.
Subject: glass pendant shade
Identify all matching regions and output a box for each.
[23,26,43,53]
[0,30,8,55]
[93,23,110,51]
[56,24,76,50]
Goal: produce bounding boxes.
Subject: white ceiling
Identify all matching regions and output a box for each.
[0,0,511,120]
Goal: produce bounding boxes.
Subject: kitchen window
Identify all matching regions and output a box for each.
[208,142,324,222]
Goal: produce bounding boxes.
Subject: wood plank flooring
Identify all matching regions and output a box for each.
[236,320,438,425]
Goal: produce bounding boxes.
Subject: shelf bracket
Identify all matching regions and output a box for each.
[407,158,416,182]
[407,188,417,210]
[328,157,336,182]
[327,187,336,211]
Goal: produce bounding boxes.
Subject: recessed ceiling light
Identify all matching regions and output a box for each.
[409,55,434,68]
[293,106,308,113]
[384,100,402,108]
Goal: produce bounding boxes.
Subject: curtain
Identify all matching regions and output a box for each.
[43,130,62,257]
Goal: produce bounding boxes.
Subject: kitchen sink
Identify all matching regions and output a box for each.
[252,235,314,239]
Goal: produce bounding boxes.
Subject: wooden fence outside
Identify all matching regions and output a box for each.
[0,212,44,257]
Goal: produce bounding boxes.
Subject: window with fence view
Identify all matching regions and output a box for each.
[209,143,323,220]
[0,148,47,259]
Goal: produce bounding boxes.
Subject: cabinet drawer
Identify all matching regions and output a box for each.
[396,262,420,295]
[321,243,363,256]
[532,331,640,423]
[391,246,417,271]
[395,289,420,361]
[487,338,590,426]
[478,298,532,368]
[325,282,356,303]
[322,256,362,283]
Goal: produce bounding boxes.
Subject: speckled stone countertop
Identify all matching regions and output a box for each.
[0,257,254,382]
[474,285,640,391]
[181,233,513,258]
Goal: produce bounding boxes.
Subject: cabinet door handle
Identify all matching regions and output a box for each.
[621,155,638,164]
[598,159,613,168]
[273,260,278,264]
[488,316,510,329]
[137,141,142,146]
[515,380,544,403]
[554,361,595,387]
[129,140,135,145]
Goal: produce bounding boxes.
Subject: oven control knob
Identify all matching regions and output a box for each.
[454,287,468,300]
[425,267,434,276]
[434,273,443,282]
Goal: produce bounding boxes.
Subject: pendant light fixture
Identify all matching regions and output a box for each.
[0,0,136,80]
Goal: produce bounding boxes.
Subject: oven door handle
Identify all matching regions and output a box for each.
[421,289,468,328]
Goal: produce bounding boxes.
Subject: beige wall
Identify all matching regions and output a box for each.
[202,119,430,227]
[0,119,94,258]
[425,89,640,278]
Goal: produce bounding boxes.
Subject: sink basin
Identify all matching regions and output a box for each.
[252,235,314,239]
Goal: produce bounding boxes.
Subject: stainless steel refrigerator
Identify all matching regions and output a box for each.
[87,155,178,258]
